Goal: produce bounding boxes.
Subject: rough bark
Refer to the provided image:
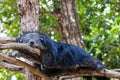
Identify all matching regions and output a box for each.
[0,61,24,73]
[25,69,42,80]
[54,0,84,48]
[53,0,84,79]
[0,37,14,44]
[17,0,39,32]
[50,69,120,79]
[16,0,41,80]
[0,43,40,56]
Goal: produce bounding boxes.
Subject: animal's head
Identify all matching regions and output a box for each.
[16,31,53,50]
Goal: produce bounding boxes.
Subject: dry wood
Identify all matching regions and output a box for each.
[112,69,120,72]
[50,69,120,79]
[17,52,41,64]
[104,69,120,79]
[0,53,51,80]
[0,37,14,44]
[0,61,24,73]
[0,43,40,56]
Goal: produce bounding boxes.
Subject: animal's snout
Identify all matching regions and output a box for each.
[29,41,34,45]
[28,40,36,46]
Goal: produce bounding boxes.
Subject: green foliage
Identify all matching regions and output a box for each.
[40,0,53,11]
[39,14,61,41]
[0,68,24,80]
[76,0,120,69]
[0,0,20,37]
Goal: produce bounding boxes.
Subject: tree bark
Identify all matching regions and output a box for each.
[53,0,84,79]
[25,69,42,80]
[17,0,39,32]
[54,0,84,48]
[16,0,41,80]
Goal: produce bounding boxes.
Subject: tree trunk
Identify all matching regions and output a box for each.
[54,0,84,79]
[17,0,39,32]
[54,0,84,48]
[17,0,41,80]
[25,69,41,80]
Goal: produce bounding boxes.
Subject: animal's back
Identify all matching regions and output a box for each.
[56,42,104,70]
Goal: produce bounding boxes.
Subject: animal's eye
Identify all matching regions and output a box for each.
[40,37,44,42]
[20,39,23,42]
[19,36,24,42]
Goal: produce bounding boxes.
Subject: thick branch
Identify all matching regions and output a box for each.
[17,52,41,64]
[0,40,120,79]
[0,43,40,56]
[2,51,40,65]
[0,38,41,64]
[0,60,24,73]
[50,69,120,79]
[104,69,120,79]
[0,37,14,44]
[0,53,51,80]
[112,69,120,72]
[1,53,120,79]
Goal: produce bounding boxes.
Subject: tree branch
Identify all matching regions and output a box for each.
[0,43,40,56]
[112,69,120,72]
[0,39,41,64]
[0,37,14,44]
[1,52,120,79]
[0,60,24,73]
[0,40,120,79]
[0,53,51,80]
[50,69,120,79]
[16,52,41,64]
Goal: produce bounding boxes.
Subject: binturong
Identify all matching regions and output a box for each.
[16,31,110,80]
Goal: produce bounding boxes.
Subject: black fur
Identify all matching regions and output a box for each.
[16,31,109,80]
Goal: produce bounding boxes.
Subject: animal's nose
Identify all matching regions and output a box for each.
[29,40,35,45]
[30,41,34,44]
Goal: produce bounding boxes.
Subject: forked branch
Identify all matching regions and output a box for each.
[0,61,24,73]
[0,53,51,80]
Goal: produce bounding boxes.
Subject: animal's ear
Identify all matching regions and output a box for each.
[15,34,23,43]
